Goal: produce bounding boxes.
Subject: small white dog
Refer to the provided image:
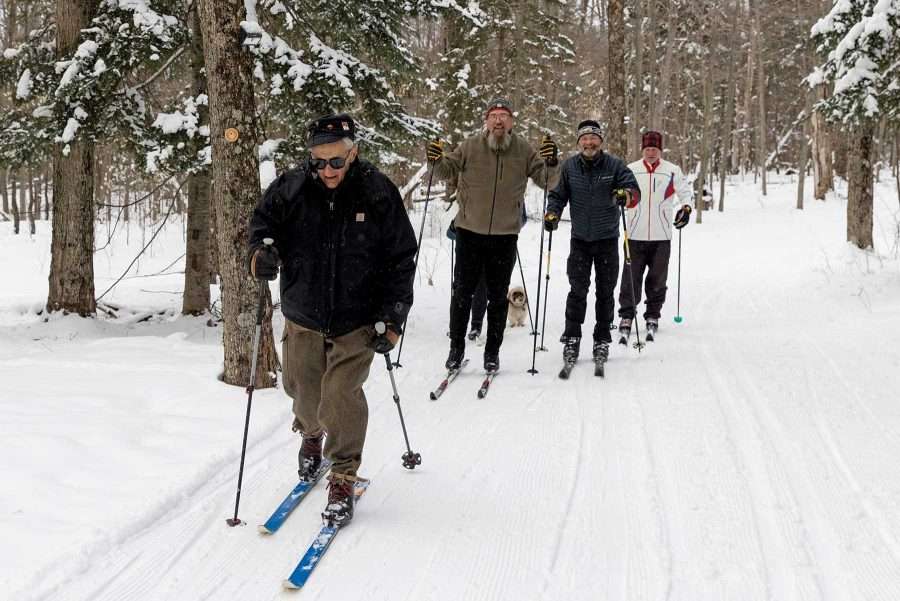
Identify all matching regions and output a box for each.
[506,286,528,327]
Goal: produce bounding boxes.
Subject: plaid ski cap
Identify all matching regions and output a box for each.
[307,113,356,147]
[485,97,514,117]
[576,119,603,142]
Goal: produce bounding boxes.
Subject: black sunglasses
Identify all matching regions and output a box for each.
[309,152,351,171]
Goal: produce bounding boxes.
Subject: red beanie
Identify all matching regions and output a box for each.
[641,130,663,150]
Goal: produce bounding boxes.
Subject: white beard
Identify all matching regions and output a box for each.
[485,128,513,152]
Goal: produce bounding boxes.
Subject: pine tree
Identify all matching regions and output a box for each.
[810,0,900,249]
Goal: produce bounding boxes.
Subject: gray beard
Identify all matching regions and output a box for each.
[486,129,512,152]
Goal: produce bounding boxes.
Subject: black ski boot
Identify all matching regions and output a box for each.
[618,318,632,345]
[322,475,355,526]
[445,345,465,370]
[646,319,658,341]
[593,340,609,377]
[483,352,499,373]
[467,327,481,341]
[562,336,581,364]
[297,431,324,482]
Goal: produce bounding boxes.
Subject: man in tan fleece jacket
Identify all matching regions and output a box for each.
[427,97,560,373]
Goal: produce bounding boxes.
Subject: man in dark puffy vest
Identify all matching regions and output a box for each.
[248,113,416,526]
[543,120,640,371]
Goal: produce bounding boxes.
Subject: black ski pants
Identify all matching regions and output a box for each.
[449,227,518,355]
[618,239,671,321]
[469,274,488,332]
[563,237,620,343]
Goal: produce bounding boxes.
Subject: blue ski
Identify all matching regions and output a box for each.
[257,461,332,535]
[282,480,370,589]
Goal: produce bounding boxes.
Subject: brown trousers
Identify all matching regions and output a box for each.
[282,320,375,476]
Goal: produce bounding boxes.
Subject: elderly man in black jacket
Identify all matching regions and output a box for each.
[543,120,640,371]
[248,113,417,526]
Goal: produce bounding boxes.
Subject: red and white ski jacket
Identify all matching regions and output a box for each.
[625,158,693,241]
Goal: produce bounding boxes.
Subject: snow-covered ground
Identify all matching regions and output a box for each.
[2,173,899,601]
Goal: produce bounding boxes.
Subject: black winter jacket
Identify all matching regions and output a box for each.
[248,160,416,337]
[546,152,640,242]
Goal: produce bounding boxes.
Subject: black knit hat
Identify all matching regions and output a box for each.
[307,113,356,147]
[576,119,603,142]
[485,97,514,116]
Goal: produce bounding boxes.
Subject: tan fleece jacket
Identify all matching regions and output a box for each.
[430,131,560,235]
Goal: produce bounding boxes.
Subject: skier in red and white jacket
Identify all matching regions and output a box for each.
[617,130,693,341]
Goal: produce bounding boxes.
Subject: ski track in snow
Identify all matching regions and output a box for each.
[4,177,900,600]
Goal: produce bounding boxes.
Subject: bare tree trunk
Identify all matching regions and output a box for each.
[751,4,767,195]
[198,0,277,388]
[847,120,875,249]
[811,86,834,200]
[43,165,50,220]
[650,0,674,129]
[718,0,739,212]
[1,168,8,215]
[28,165,36,233]
[797,121,809,210]
[183,4,212,315]
[47,0,98,315]
[606,0,627,157]
[695,68,713,225]
[10,171,20,233]
[627,0,643,158]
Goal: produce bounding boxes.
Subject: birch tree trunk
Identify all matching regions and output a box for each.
[847,120,874,249]
[47,0,98,315]
[197,0,277,387]
[183,5,211,316]
[606,0,627,157]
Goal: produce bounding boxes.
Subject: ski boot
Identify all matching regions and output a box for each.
[593,341,609,377]
[322,474,355,526]
[484,352,499,373]
[618,318,632,345]
[445,345,465,370]
[467,327,481,341]
[297,431,324,482]
[646,318,658,342]
[558,336,580,379]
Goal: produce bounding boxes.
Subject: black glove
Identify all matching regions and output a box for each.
[427,139,444,162]
[539,135,558,165]
[674,204,692,229]
[251,244,280,280]
[613,188,631,208]
[446,220,457,240]
[372,321,399,354]
[543,212,559,232]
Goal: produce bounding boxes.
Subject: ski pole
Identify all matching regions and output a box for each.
[538,229,553,351]
[529,161,551,374]
[378,323,422,470]
[515,248,535,334]
[451,238,455,290]
[674,228,683,323]
[227,238,272,527]
[393,168,435,368]
[619,205,645,352]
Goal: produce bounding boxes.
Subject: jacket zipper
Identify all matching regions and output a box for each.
[643,160,658,237]
[487,152,501,234]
